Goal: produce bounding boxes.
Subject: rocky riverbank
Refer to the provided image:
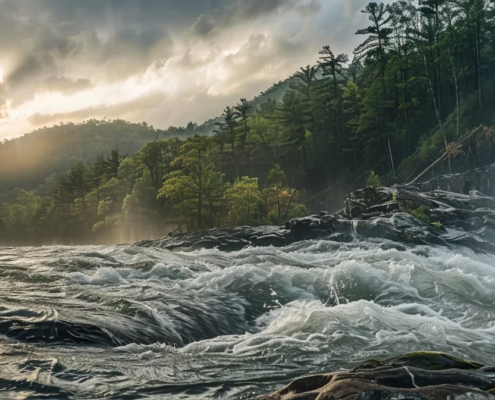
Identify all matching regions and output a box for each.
[136,166,495,399]
[138,177,495,255]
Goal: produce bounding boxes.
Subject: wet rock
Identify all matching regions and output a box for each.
[217,239,249,252]
[191,239,220,250]
[138,165,495,254]
[421,163,495,196]
[252,351,495,400]
[345,187,395,215]
[252,234,287,247]
[366,200,399,214]
[137,226,285,251]
[378,242,408,251]
[352,351,484,371]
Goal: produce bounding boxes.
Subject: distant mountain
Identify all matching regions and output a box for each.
[0,119,182,201]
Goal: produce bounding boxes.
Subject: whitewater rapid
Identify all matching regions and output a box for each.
[1,238,495,399]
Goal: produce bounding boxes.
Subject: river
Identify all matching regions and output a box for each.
[1,238,495,399]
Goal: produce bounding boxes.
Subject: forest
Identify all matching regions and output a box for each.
[2,0,495,245]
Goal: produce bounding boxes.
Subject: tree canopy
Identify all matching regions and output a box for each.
[3,0,495,245]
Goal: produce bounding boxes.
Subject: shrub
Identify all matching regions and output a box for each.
[367,171,383,187]
[410,206,430,224]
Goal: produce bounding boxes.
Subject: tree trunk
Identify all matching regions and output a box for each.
[198,149,202,230]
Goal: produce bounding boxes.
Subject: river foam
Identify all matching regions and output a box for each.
[1,239,495,398]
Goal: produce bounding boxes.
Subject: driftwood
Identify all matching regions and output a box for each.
[408,125,484,185]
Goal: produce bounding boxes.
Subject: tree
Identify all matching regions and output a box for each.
[0,190,53,244]
[158,171,197,232]
[224,177,265,226]
[354,2,393,78]
[214,106,238,177]
[367,171,384,187]
[291,66,320,156]
[273,91,311,171]
[161,136,225,230]
[121,168,159,240]
[105,150,121,179]
[234,98,253,150]
[354,2,396,178]
[318,47,350,155]
[248,114,282,165]
[262,164,306,224]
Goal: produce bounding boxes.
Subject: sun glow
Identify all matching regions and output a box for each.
[0,67,3,84]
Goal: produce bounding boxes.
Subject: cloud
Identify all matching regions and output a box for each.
[42,77,92,95]
[190,0,321,37]
[0,0,369,140]
[203,33,310,97]
[27,91,166,126]
[100,25,175,80]
[191,14,216,37]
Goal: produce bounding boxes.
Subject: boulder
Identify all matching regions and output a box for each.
[191,239,220,250]
[137,165,495,255]
[252,351,495,400]
[421,163,495,196]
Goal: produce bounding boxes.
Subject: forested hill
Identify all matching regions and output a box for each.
[3,0,495,246]
[0,79,292,204]
[0,120,190,202]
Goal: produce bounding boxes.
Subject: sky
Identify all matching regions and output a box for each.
[0,0,370,140]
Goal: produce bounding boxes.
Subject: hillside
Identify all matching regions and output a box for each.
[3,1,495,246]
[0,120,156,201]
[0,78,296,203]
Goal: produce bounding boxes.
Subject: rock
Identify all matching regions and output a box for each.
[252,234,287,247]
[217,239,249,252]
[137,164,495,254]
[191,239,220,250]
[285,214,337,241]
[366,200,399,214]
[346,187,395,213]
[137,226,285,251]
[421,163,495,196]
[252,351,495,400]
[352,351,484,371]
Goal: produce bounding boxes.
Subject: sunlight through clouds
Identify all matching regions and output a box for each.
[0,0,367,139]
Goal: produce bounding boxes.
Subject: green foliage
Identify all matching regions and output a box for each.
[158,136,226,231]
[0,120,169,198]
[4,0,495,244]
[367,171,383,187]
[262,164,307,225]
[431,221,442,228]
[0,190,54,244]
[122,168,157,225]
[224,177,265,226]
[410,206,430,224]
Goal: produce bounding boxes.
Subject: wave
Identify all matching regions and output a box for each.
[1,240,495,398]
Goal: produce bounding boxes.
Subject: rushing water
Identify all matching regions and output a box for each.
[1,238,495,399]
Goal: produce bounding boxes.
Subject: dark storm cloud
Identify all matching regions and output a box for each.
[0,0,321,103]
[0,1,95,105]
[0,0,368,139]
[191,0,321,37]
[0,0,180,101]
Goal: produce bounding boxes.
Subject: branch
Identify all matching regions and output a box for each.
[408,125,484,185]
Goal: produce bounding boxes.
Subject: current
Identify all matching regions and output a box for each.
[1,237,495,399]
